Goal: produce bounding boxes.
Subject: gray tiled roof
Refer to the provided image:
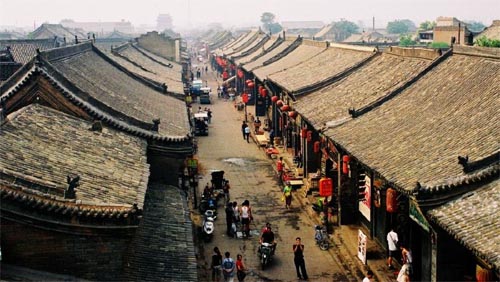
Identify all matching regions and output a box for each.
[125,183,197,281]
[44,43,190,138]
[214,31,254,56]
[235,36,282,65]
[324,46,500,192]
[242,38,295,71]
[0,39,58,64]
[228,33,268,59]
[131,44,183,73]
[30,23,86,40]
[427,178,500,273]
[268,44,376,93]
[103,48,184,94]
[253,40,327,80]
[295,47,440,129]
[0,104,149,208]
[223,30,261,57]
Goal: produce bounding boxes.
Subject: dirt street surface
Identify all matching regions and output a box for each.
[189,67,352,282]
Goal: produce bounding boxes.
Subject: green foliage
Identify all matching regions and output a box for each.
[419,21,435,31]
[475,36,500,47]
[387,19,415,34]
[332,20,359,41]
[399,35,416,46]
[466,21,486,32]
[429,42,449,48]
[268,23,283,34]
[261,12,276,33]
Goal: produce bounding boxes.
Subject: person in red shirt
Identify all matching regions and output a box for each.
[277,157,284,184]
[236,254,247,281]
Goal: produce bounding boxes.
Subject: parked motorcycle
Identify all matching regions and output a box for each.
[259,242,274,270]
[202,209,216,242]
[314,225,330,251]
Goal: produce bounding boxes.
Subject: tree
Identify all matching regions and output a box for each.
[399,34,416,46]
[261,12,276,33]
[419,20,435,31]
[386,19,415,34]
[466,21,486,32]
[475,36,500,48]
[332,20,359,42]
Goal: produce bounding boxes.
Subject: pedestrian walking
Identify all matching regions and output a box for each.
[225,202,234,237]
[236,254,247,281]
[211,247,223,282]
[277,157,284,184]
[241,121,247,140]
[240,200,253,237]
[397,263,411,282]
[362,269,374,282]
[387,227,399,270]
[244,126,250,143]
[269,128,275,146]
[293,237,308,280]
[207,108,212,124]
[283,181,292,209]
[222,251,236,282]
[400,244,413,276]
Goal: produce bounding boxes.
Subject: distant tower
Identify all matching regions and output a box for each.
[157,14,173,31]
[372,16,375,31]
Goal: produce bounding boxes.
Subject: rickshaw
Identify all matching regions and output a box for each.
[194,112,209,136]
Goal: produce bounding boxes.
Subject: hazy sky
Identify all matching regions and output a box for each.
[0,0,498,30]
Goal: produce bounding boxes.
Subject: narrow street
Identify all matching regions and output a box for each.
[190,65,351,282]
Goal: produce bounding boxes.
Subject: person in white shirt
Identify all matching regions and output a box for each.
[362,269,374,282]
[387,228,399,269]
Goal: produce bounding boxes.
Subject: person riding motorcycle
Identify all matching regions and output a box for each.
[259,223,277,255]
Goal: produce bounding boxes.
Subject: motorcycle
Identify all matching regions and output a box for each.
[199,193,218,217]
[314,225,330,251]
[202,209,216,242]
[259,242,274,270]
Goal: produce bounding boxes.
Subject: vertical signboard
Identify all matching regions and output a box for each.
[357,229,367,264]
[359,174,371,221]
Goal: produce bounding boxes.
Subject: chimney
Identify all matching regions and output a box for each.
[373,16,375,31]
[92,33,96,43]
[151,119,160,132]
[75,35,78,44]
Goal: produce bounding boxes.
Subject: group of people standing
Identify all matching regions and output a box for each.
[225,199,252,238]
[211,247,247,282]
[387,228,412,282]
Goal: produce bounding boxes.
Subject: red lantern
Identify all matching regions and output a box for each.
[276,100,283,107]
[288,111,297,118]
[319,177,333,197]
[281,105,290,111]
[247,81,254,88]
[313,141,320,153]
[241,93,249,104]
[222,71,229,80]
[306,130,312,142]
[258,85,264,94]
[271,96,279,103]
[301,128,307,138]
[261,88,268,97]
[342,155,350,174]
[386,188,397,213]
[237,69,244,78]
